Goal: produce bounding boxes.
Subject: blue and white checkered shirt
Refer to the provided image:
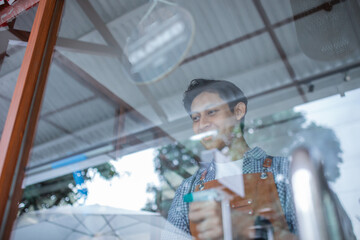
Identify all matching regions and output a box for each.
[163,147,297,239]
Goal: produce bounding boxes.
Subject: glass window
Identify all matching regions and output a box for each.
[10,1,360,239]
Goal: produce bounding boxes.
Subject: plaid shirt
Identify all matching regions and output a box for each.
[163,147,297,239]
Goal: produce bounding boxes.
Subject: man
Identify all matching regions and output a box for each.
[165,79,297,239]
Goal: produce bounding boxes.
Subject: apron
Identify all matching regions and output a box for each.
[189,157,291,239]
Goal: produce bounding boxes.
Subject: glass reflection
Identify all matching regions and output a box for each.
[6,0,360,239]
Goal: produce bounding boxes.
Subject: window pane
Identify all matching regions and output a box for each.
[11,1,360,239]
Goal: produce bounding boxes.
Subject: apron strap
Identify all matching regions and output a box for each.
[261,156,273,179]
[199,155,274,187]
[198,170,207,190]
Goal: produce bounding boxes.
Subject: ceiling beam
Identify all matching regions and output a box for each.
[76,0,122,52]
[43,118,91,145]
[253,0,307,103]
[113,106,127,158]
[0,94,11,102]
[40,95,98,118]
[137,85,169,123]
[181,28,267,65]
[52,51,173,139]
[7,29,118,57]
[0,37,8,73]
[28,119,171,171]
[56,37,117,56]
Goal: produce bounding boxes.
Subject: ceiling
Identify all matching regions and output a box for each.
[1,0,360,185]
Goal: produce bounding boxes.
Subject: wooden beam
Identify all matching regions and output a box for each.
[0,0,64,239]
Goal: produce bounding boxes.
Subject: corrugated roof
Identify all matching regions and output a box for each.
[1,0,360,181]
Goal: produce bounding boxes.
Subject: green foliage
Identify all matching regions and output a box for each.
[154,141,201,178]
[143,141,201,214]
[18,162,118,215]
[245,109,342,182]
[92,162,119,180]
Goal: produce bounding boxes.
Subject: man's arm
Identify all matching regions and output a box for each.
[274,156,298,234]
[161,178,193,240]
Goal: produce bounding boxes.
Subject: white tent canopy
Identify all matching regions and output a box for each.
[12,204,187,240]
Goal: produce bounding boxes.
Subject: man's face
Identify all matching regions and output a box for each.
[190,91,238,150]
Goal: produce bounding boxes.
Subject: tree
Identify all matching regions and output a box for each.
[142,141,202,215]
[245,110,342,182]
[18,162,118,216]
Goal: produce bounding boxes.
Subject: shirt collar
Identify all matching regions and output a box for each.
[201,147,266,181]
[207,147,266,169]
[243,146,267,160]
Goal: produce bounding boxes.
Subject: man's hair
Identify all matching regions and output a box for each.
[183,79,248,132]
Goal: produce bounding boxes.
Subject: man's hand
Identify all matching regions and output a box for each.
[189,201,258,239]
[189,199,298,240]
[189,201,223,239]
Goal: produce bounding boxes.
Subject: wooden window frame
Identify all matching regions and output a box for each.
[0,0,64,239]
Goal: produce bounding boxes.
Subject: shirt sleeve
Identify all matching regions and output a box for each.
[273,156,298,234]
[161,178,194,240]
[284,172,298,234]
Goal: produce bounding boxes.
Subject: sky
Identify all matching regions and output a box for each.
[84,148,159,211]
[294,88,360,193]
[294,87,360,238]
